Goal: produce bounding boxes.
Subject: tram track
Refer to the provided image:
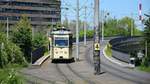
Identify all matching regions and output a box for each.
[54,63,95,84]
[55,64,73,84]
[53,43,95,84]
[66,64,95,84]
[19,71,55,84]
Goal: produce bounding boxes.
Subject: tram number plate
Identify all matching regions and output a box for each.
[94,43,100,50]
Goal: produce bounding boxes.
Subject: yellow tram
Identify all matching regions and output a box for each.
[49,28,74,62]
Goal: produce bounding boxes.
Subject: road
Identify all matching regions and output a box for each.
[21,41,150,84]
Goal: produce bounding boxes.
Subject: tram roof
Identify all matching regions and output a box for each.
[51,28,72,35]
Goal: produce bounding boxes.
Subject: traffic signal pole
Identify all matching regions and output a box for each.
[93,0,101,75]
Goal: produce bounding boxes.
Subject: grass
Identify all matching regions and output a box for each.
[138,66,150,72]
[104,44,112,57]
[0,64,26,84]
[44,51,50,56]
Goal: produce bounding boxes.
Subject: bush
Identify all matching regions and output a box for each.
[0,69,24,84]
[0,33,27,68]
[12,16,32,62]
[32,32,49,51]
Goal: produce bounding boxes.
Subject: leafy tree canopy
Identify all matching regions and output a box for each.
[142,15,150,67]
[0,33,27,68]
[32,32,49,50]
[12,15,32,61]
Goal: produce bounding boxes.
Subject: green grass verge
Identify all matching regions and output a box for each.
[44,51,50,56]
[138,66,150,72]
[104,44,112,57]
[0,64,26,84]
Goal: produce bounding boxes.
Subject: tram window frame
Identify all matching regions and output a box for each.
[54,37,69,48]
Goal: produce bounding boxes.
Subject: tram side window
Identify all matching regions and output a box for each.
[55,39,68,47]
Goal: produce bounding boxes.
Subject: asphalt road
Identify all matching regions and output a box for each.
[87,41,150,84]
[21,41,150,84]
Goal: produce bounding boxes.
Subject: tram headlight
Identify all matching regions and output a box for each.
[64,51,67,54]
[55,52,58,54]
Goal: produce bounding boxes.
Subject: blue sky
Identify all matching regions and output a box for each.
[61,0,150,29]
[61,0,149,20]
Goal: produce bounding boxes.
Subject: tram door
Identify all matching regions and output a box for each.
[49,37,52,58]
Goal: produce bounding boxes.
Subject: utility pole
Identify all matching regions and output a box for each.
[84,6,87,46]
[131,13,134,36]
[65,14,68,28]
[6,17,9,40]
[6,1,11,41]
[93,0,101,75]
[31,27,34,64]
[76,0,79,61]
[101,10,104,42]
[63,7,69,28]
[145,41,147,58]
[1,43,4,67]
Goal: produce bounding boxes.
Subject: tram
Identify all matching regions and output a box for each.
[49,28,74,62]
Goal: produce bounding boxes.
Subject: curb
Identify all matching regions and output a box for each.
[103,45,134,68]
[32,54,50,66]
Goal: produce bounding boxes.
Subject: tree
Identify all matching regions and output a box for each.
[142,16,150,67]
[32,32,49,51]
[0,33,27,68]
[104,18,120,36]
[134,28,142,36]
[104,17,138,36]
[12,16,32,62]
[0,22,5,32]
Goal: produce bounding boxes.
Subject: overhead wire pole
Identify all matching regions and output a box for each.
[131,13,134,36]
[101,10,104,42]
[6,17,9,40]
[76,0,79,61]
[93,0,101,75]
[6,1,11,41]
[84,6,87,46]
[138,0,147,58]
[65,8,69,28]
[31,27,34,64]
[61,7,69,27]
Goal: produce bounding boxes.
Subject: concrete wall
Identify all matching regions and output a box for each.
[109,36,143,63]
[112,49,130,63]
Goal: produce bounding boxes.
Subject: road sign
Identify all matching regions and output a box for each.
[94,43,100,50]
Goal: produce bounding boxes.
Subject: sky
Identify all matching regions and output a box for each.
[61,0,150,29]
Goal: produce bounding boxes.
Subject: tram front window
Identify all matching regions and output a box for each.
[55,40,68,47]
